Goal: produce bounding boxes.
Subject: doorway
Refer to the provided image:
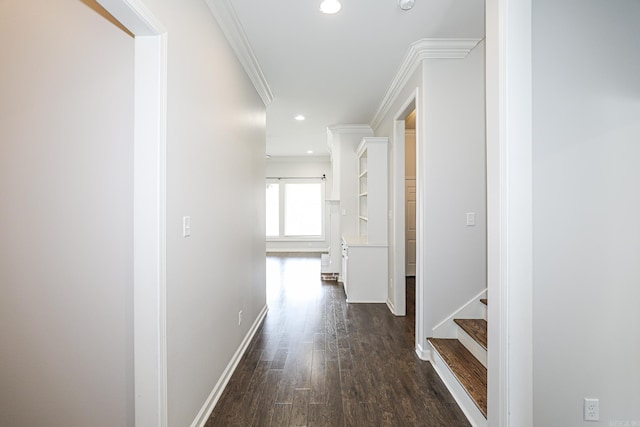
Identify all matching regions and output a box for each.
[404,110,417,277]
[389,90,420,336]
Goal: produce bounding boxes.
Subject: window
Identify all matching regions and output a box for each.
[265,182,280,237]
[266,179,324,239]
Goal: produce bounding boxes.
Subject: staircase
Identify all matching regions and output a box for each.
[428,297,487,427]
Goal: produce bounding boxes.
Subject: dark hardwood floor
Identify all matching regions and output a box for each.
[206,254,470,426]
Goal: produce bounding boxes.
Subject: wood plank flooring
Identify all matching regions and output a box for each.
[427,338,487,418]
[453,319,487,350]
[206,255,470,426]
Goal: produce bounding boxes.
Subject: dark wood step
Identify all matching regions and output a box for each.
[454,319,487,350]
[428,338,487,418]
[480,298,487,306]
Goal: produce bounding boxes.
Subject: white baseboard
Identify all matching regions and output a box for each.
[415,343,431,361]
[429,341,487,427]
[265,247,329,253]
[189,304,268,427]
[386,299,397,315]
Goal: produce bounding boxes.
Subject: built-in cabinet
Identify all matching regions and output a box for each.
[341,237,388,302]
[341,137,389,303]
[357,137,388,243]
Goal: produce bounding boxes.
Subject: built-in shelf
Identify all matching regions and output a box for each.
[356,137,388,243]
[341,137,389,304]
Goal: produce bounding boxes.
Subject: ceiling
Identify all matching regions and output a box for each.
[229,0,485,157]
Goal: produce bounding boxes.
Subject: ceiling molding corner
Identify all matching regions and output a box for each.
[327,124,374,135]
[205,0,274,106]
[370,38,482,130]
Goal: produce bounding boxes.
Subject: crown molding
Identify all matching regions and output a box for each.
[326,124,374,136]
[370,38,482,130]
[267,155,331,163]
[326,125,374,153]
[205,0,274,106]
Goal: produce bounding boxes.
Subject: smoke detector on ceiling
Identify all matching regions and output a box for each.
[398,0,415,10]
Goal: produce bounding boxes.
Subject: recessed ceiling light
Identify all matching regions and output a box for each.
[320,0,341,14]
[294,115,305,121]
[398,0,415,10]
[307,150,314,154]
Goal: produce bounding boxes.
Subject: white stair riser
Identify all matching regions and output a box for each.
[432,289,487,338]
[457,327,487,368]
[429,343,487,427]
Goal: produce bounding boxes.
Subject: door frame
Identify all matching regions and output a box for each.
[486,0,534,425]
[390,90,420,331]
[96,1,168,425]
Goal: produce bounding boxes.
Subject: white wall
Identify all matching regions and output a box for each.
[374,42,486,336]
[327,127,374,239]
[141,1,267,426]
[0,1,135,426]
[532,1,640,425]
[266,156,332,252]
[0,1,267,426]
[421,42,487,336]
[375,67,423,315]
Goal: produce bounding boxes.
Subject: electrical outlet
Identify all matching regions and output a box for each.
[584,398,599,421]
[238,310,243,326]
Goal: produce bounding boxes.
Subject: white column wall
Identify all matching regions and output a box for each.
[140,1,267,426]
[375,68,423,319]
[532,1,640,425]
[374,43,486,342]
[420,42,487,338]
[0,1,135,425]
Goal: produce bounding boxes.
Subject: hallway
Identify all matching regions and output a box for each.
[206,254,470,426]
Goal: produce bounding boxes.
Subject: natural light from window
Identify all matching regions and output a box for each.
[265,182,279,237]
[266,180,323,238]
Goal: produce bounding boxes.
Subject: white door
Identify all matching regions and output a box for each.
[405,178,416,276]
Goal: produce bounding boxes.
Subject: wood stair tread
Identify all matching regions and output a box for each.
[428,338,487,418]
[454,318,487,350]
[480,298,487,305]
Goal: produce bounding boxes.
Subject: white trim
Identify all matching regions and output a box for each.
[96,1,168,425]
[266,155,331,163]
[327,124,374,135]
[371,38,481,130]
[432,289,487,338]
[346,298,387,304]
[189,305,268,427]
[457,327,488,368]
[265,247,329,253]
[429,342,487,427]
[326,125,374,155]
[386,299,398,315]
[414,88,428,359]
[415,343,430,361]
[204,0,273,106]
[486,0,534,425]
[389,90,418,321]
[98,0,165,35]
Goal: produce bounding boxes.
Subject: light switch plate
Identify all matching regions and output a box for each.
[466,212,476,226]
[183,216,191,237]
